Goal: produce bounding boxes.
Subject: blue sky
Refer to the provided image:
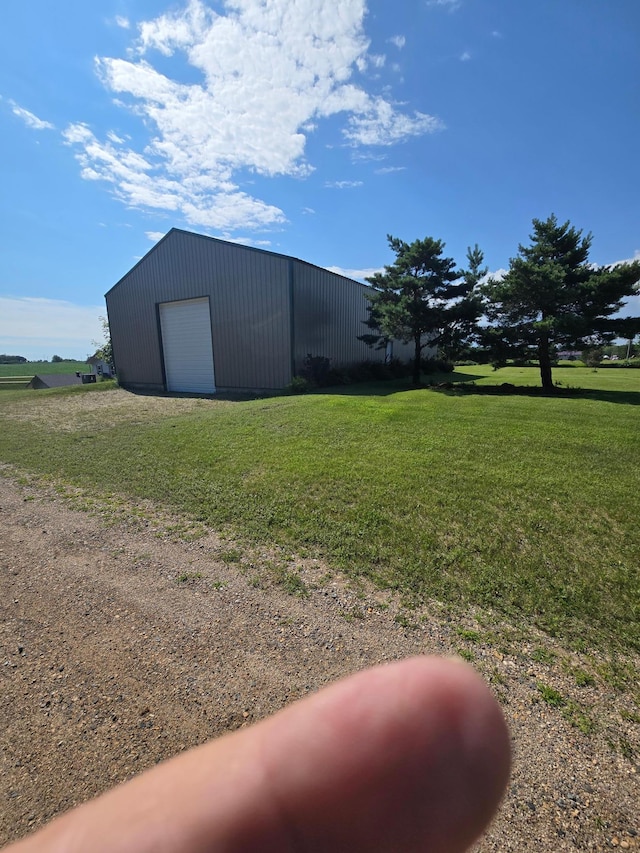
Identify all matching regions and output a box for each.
[1,0,638,360]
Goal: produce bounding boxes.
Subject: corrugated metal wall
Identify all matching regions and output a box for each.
[292,261,391,371]
[107,230,292,391]
[107,229,424,393]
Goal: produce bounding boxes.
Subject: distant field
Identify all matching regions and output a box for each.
[0,361,91,391]
[0,361,89,378]
[0,365,638,653]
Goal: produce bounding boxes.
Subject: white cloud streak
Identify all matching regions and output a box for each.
[325,265,381,282]
[459,51,471,62]
[8,100,54,130]
[0,297,104,360]
[325,180,363,188]
[389,35,406,49]
[426,0,461,10]
[62,0,441,232]
[226,236,272,247]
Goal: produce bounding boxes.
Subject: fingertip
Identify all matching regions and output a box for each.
[262,655,511,852]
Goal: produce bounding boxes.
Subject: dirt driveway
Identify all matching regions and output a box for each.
[0,473,637,850]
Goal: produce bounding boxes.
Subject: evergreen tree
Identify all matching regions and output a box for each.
[362,235,481,386]
[482,215,640,389]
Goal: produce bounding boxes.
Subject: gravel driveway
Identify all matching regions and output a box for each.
[0,473,637,850]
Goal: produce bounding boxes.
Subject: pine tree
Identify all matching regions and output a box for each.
[482,215,640,389]
[362,235,481,386]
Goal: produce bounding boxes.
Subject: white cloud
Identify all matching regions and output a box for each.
[8,100,54,130]
[375,165,406,174]
[62,0,441,232]
[225,236,272,247]
[607,250,640,268]
[344,98,443,145]
[459,51,471,62]
[350,150,386,162]
[115,15,131,29]
[325,180,363,189]
[426,0,461,10]
[622,293,640,315]
[302,207,316,214]
[0,297,104,360]
[145,231,166,242]
[325,265,381,282]
[491,30,502,38]
[483,268,507,283]
[389,35,406,49]
[606,252,640,320]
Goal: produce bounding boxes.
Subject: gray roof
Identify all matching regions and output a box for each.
[106,227,369,299]
[27,374,83,389]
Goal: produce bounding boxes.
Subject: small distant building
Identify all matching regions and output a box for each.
[27,374,83,390]
[557,350,580,361]
[105,228,418,395]
[87,355,113,378]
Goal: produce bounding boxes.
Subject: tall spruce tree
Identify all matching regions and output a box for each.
[361,235,481,386]
[482,215,640,390]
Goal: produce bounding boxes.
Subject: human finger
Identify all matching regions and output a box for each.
[6,656,510,853]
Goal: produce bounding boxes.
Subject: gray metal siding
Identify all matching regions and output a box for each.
[107,229,423,394]
[390,338,418,362]
[107,230,292,391]
[292,262,391,371]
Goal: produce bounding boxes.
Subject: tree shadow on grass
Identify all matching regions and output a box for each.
[317,371,482,397]
[428,382,640,406]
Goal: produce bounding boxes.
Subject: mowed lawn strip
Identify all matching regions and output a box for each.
[1,366,638,652]
[0,361,90,377]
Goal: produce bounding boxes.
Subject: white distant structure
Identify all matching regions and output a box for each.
[87,355,113,378]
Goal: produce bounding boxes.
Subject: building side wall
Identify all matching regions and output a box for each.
[391,338,419,362]
[107,231,292,391]
[291,263,420,370]
[292,263,383,370]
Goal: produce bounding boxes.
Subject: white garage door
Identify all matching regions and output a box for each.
[159,297,216,393]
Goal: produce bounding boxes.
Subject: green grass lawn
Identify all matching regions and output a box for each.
[1,366,638,653]
[0,360,90,378]
[0,361,92,391]
[464,362,640,393]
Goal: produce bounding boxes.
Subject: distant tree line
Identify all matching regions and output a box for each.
[0,355,87,364]
[0,354,27,364]
[361,214,640,390]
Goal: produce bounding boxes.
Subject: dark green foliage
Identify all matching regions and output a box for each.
[362,236,482,386]
[300,354,331,385]
[51,354,63,363]
[420,357,454,374]
[0,354,27,364]
[294,358,412,389]
[582,347,604,368]
[482,215,640,390]
[286,376,311,394]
